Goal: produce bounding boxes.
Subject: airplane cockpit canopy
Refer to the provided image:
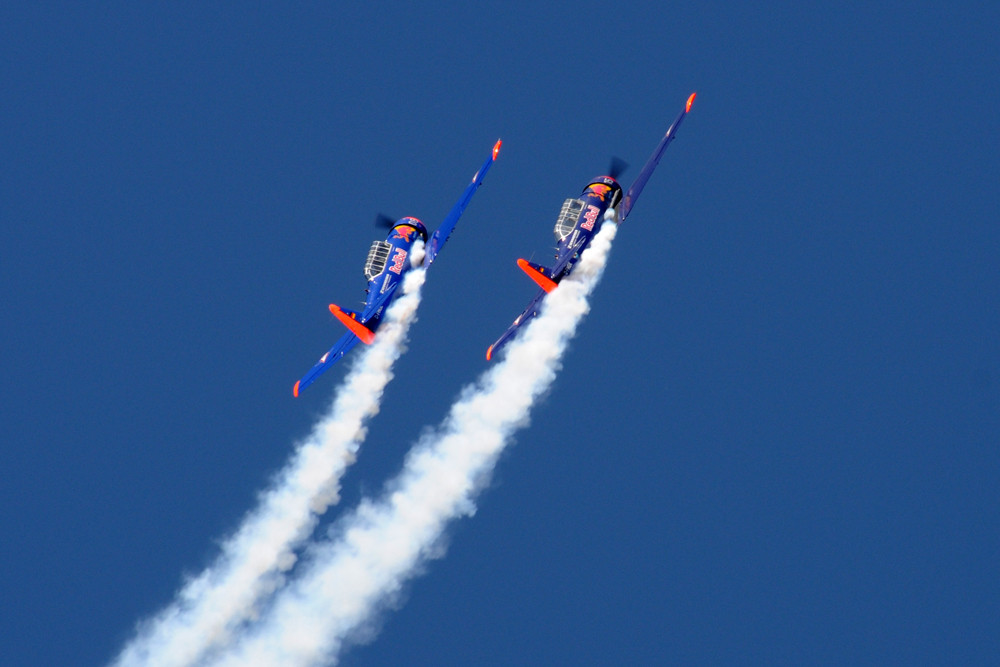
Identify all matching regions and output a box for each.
[554,198,585,240]
[364,240,392,281]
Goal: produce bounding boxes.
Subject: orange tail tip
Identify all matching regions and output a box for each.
[686,92,696,113]
[517,258,557,293]
[293,380,301,398]
[329,304,376,344]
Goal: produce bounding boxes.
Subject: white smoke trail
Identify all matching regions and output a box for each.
[212,222,619,667]
[113,265,427,667]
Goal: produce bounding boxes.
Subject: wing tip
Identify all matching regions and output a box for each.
[493,139,502,160]
[686,92,696,113]
[486,344,494,361]
[293,380,300,398]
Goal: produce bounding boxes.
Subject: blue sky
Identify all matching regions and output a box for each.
[2,2,998,665]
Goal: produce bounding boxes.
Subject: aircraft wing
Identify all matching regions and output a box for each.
[293,331,361,397]
[486,288,547,361]
[425,139,502,266]
[620,92,695,223]
[293,282,397,397]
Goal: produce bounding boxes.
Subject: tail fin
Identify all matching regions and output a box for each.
[328,304,376,344]
[517,259,557,293]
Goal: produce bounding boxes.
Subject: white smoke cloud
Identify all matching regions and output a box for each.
[113,265,427,667]
[211,222,619,667]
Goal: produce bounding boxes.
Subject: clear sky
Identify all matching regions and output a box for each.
[2,2,998,665]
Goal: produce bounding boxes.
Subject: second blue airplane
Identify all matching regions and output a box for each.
[294,139,502,396]
[487,93,696,360]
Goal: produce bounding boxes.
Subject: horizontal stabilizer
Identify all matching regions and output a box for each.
[517,259,557,293]
[329,304,376,344]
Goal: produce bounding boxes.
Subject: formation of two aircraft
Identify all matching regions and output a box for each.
[294,92,696,397]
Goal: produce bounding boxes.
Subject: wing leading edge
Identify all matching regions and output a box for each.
[486,288,547,361]
[425,139,502,265]
[292,277,401,397]
[293,331,361,397]
[620,92,695,222]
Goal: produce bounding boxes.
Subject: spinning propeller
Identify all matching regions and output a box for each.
[608,156,629,180]
[374,213,397,229]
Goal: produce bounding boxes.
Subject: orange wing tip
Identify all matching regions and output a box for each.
[293,380,301,398]
[486,344,494,361]
[329,304,376,344]
[492,139,502,160]
[517,258,557,293]
[686,92,696,113]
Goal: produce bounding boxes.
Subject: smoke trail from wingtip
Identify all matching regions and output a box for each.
[113,265,427,667]
[212,222,619,667]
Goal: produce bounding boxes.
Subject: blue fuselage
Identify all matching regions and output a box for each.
[359,218,427,329]
[551,176,623,280]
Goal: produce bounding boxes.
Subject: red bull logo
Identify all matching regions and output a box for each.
[392,225,416,241]
[388,247,408,274]
[580,204,600,231]
[588,184,612,201]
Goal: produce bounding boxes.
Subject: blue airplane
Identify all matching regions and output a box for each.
[295,139,502,396]
[486,93,696,360]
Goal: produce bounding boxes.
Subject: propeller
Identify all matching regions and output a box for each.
[374,213,397,229]
[608,156,629,180]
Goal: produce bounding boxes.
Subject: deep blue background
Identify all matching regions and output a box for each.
[2,3,997,665]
